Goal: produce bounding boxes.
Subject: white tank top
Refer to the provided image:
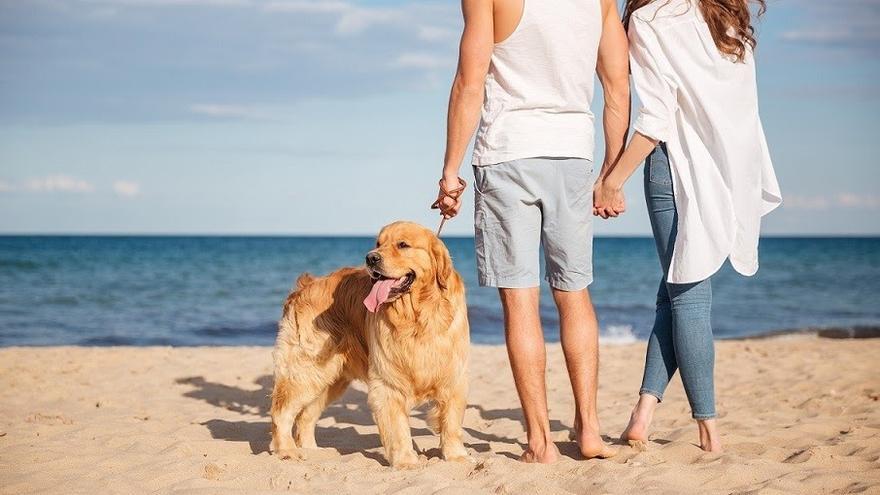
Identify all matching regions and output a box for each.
[471,0,603,166]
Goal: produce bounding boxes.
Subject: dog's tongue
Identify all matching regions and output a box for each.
[364,276,406,313]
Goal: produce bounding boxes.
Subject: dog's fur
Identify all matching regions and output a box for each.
[270,221,470,467]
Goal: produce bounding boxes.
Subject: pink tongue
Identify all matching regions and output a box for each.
[364,277,405,313]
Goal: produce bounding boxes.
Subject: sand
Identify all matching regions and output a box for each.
[1,337,878,494]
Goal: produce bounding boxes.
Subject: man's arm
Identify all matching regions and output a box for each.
[594,0,631,218]
[436,0,494,219]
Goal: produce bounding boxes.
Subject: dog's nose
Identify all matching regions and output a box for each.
[366,252,381,267]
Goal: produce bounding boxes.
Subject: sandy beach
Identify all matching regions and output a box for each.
[1,337,878,494]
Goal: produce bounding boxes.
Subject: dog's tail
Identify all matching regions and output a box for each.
[295,272,316,290]
[280,273,317,319]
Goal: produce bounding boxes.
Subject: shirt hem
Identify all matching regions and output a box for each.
[473,148,595,167]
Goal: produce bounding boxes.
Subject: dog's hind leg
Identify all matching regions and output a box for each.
[270,377,310,460]
[294,378,351,449]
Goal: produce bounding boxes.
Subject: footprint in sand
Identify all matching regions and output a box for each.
[783,448,814,464]
[202,463,225,480]
[25,413,73,425]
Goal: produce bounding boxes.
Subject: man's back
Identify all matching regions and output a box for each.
[472,0,603,166]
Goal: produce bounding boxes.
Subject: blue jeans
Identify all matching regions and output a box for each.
[639,143,716,420]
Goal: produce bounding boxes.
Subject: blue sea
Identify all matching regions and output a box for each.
[0,236,877,346]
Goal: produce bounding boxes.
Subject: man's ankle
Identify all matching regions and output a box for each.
[574,410,601,432]
[527,429,555,450]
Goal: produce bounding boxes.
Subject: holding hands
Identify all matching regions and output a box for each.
[593,132,660,219]
[593,178,626,219]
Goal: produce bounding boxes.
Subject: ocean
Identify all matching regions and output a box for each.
[0,236,877,346]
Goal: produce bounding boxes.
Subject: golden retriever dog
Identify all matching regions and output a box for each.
[270,221,470,468]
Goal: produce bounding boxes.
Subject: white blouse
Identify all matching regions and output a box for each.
[628,0,782,284]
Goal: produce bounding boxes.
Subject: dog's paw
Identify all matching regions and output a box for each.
[276,448,306,461]
[442,445,472,463]
[391,451,422,470]
[445,453,475,464]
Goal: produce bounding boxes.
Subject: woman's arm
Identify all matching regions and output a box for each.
[594,131,657,218]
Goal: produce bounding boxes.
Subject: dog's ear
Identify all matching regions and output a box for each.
[430,236,453,290]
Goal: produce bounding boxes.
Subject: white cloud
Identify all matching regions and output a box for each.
[838,193,880,209]
[781,29,880,44]
[262,0,399,35]
[784,194,830,211]
[781,0,880,47]
[784,193,880,211]
[262,0,348,14]
[113,180,141,198]
[80,0,251,6]
[1,0,463,122]
[0,180,13,192]
[189,103,270,120]
[392,53,453,70]
[417,25,458,42]
[24,175,95,193]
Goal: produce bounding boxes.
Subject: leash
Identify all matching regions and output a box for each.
[436,217,448,237]
[430,177,467,237]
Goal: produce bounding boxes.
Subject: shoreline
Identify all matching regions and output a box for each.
[2,338,879,494]
[2,324,878,349]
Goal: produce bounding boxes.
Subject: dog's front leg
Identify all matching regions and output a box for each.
[368,381,419,469]
[436,380,469,461]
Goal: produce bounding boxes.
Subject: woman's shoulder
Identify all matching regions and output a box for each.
[631,0,698,28]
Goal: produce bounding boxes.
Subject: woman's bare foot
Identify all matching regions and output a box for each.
[697,419,723,453]
[620,394,658,450]
[520,439,560,463]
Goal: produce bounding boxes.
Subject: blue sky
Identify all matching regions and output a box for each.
[0,0,878,235]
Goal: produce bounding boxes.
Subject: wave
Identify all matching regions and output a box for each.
[726,325,880,340]
[599,325,639,345]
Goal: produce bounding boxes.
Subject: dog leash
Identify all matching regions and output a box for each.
[430,177,467,237]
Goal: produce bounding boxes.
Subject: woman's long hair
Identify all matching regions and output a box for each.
[622,0,766,62]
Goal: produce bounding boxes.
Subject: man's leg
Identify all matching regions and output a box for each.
[552,287,616,459]
[499,287,559,464]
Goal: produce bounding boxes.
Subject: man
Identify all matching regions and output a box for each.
[433,0,631,463]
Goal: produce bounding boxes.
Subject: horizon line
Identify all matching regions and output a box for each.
[0,232,878,239]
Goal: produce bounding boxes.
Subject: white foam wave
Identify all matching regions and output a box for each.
[600,324,639,345]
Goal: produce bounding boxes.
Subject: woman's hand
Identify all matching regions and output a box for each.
[593,179,626,219]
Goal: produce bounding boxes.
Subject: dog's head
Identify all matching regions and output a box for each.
[362,221,454,312]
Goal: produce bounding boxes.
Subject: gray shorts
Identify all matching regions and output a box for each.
[473,157,594,291]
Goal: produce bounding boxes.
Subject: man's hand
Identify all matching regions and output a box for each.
[434,176,466,219]
[593,179,626,219]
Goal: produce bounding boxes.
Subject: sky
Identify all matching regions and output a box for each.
[0,0,878,235]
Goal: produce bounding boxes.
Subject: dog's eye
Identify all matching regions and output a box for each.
[397,241,410,249]
[375,241,380,248]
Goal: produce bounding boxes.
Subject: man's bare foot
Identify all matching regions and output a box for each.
[520,440,560,463]
[697,419,723,453]
[577,431,617,459]
[571,416,617,459]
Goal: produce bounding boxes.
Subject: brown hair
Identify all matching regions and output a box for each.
[623,0,766,63]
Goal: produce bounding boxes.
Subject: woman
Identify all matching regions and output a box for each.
[593,0,782,452]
